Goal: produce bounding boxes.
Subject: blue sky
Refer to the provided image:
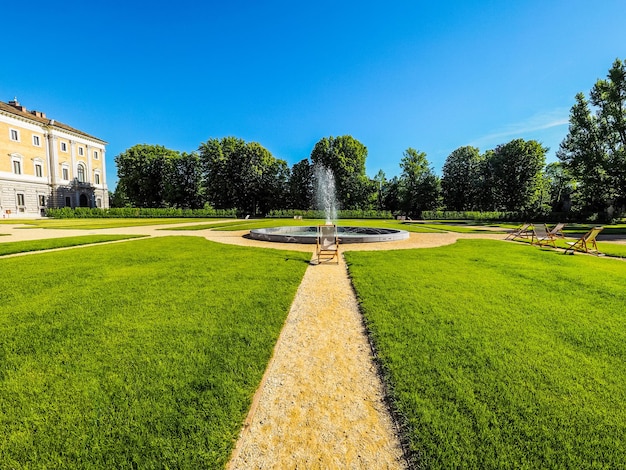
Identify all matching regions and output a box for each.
[3,1,625,188]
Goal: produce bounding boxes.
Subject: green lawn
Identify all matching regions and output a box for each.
[198,218,483,234]
[0,235,146,256]
[501,222,626,236]
[345,240,626,469]
[507,235,626,258]
[0,237,310,469]
[0,218,223,229]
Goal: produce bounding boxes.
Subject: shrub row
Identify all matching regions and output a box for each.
[421,211,523,221]
[266,209,393,219]
[46,207,237,219]
[420,210,616,223]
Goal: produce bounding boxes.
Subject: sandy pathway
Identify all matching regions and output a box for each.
[227,250,407,469]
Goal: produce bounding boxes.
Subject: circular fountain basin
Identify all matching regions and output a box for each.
[249,226,409,244]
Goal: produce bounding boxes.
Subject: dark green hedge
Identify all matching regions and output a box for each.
[421,211,522,221]
[266,209,393,219]
[46,207,237,219]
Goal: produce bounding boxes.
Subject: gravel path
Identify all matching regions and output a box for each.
[227,249,407,469]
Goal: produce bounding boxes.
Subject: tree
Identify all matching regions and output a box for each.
[372,169,387,211]
[244,142,290,215]
[164,152,204,209]
[198,137,289,215]
[198,137,245,210]
[110,187,129,208]
[289,159,314,210]
[310,135,370,210]
[544,162,574,212]
[474,149,497,211]
[398,148,440,217]
[558,59,626,215]
[441,146,482,211]
[115,144,179,208]
[381,176,401,214]
[488,139,547,212]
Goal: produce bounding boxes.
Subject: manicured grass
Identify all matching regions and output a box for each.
[0,237,310,469]
[407,222,504,234]
[206,218,447,233]
[5,218,222,229]
[345,240,626,469]
[161,220,257,231]
[0,235,145,256]
[509,236,626,258]
[502,222,626,236]
[561,239,626,257]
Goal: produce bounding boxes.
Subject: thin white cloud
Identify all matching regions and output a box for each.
[470,109,570,147]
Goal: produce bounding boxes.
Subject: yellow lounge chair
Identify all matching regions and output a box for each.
[506,223,532,240]
[316,224,339,264]
[531,223,557,248]
[547,222,566,239]
[564,226,604,255]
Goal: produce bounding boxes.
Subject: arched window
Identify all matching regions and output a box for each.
[77,164,86,183]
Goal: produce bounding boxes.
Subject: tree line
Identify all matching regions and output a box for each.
[113,58,626,221]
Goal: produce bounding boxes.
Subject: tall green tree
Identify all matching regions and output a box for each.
[310,135,370,210]
[474,149,497,211]
[399,148,440,218]
[544,162,574,212]
[115,144,179,208]
[198,137,288,215]
[198,137,245,210]
[373,169,387,211]
[244,142,290,215]
[488,139,547,212]
[381,176,402,214]
[441,146,482,211]
[164,152,204,209]
[558,58,626,214]
[288,159,314,210]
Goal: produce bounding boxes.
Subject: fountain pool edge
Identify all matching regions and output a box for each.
[249,226,410,244]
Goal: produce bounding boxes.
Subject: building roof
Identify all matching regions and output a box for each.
[0,99,107,144]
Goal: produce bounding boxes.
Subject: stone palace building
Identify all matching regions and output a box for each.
[0,98,108,218]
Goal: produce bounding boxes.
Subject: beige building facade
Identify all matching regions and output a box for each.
[0,98,108,218]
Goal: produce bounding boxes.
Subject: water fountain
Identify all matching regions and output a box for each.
[249,165,409,244]
[315,165,337,225]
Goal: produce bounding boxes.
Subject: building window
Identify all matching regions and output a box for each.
[35,163,43,177]
[96,197,102,208]
[94,172,101,185]
[77,164,86,182]
[10,129,20,141]
[93,150,99,160]
[17,193,25,207]
[62,166,69,180]
[13,160,22,174]
[65,196,71,207]
[39,195,46,207]
[60,142,68,152]
[78,147,84,156]
[33,135,41,146]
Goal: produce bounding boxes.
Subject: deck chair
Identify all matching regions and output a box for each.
[316,224,339,264]
[506,223,532,240]
[547,222,566,239]
[564,226,604,255]
[531,223,557,248]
